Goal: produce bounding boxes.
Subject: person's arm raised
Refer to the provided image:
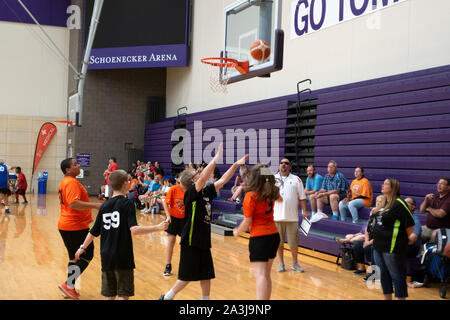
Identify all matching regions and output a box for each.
[195,144,223,192]
[214,154,249,192]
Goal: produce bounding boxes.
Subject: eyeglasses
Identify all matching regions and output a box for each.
[280,161,290,165]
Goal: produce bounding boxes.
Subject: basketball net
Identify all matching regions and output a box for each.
[201,57,249,94]
[204,63,232,93]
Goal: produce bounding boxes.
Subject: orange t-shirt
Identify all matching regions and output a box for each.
[164,184,185,219]
[243,191,279,238]
[350,177,373,207]
[129,178,137,190]
[57,176,92,231]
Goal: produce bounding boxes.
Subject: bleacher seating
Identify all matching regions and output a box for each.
[144,64,450,258]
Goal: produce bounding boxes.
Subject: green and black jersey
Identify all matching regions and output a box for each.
[372,198,415,255]
[180,183,217,250]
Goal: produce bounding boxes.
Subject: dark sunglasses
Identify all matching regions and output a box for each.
[280,161,290,165]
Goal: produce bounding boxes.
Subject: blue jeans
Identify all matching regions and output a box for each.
[338,199,364,222]
[373,250,408,298]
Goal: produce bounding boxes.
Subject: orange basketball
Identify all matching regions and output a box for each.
[250,40,271,61]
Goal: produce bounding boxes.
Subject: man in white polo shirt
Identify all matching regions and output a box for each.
[274,158,308,272]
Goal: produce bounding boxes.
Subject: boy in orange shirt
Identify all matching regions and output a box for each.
[57,158,102,300]
[161,176,185,276]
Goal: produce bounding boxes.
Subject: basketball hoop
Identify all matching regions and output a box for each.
[201,57,249,93]
[54,120,74,126]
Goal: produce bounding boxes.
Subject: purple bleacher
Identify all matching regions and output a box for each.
[212,199,241,212]
[303,215,362,235]
[143,64,450,257]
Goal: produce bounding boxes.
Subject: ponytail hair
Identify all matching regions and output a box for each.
[245,163,280,202]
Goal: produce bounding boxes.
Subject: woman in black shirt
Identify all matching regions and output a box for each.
[371,178,415,300]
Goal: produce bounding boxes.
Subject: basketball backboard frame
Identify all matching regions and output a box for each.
[222,0,283,84]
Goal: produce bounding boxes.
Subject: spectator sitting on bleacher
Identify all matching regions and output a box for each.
[228,164,249,204]
[419,177,450,243]
[304,164,323,216]
[128,173,137,201]
[154,161,164,177]
[314,160,349,221]
[148,178,171,210]
[338,167,373,223]
[139,174,161,213]
[336,195,385,277]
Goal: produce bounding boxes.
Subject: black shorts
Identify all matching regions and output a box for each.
[166,216,186,237]
[249,233,280,262]
[0,188,10,195]
[59,229,94,261]
[16,189,26,196]
[101,269,134,297]
[178,245,215,281]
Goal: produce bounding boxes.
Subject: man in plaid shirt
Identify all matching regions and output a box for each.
[314,160,349,221]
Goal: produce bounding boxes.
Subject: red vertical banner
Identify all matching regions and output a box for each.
[32,122,57,175]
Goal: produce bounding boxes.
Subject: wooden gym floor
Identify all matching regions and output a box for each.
[0,194,442,300]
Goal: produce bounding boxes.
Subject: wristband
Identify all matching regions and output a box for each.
[80,245,86,250]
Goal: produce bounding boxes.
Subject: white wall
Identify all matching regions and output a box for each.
[166,0,450,117]
[0,21,70,192]
[0,21,70,118]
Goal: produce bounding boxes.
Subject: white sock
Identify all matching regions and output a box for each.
[164,289,175,300]
[312,211,317,216]
[333,212,338,216]
[201,296,210,300]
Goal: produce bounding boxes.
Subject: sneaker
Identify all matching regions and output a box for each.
[292,262,304,273]
[235,198,241,204]
[407,281,424,288]
[163,264,172,276]
[58,282,80,300]
[353,269,366,275]
[158,294,165,300]
[13,201,19,205]
[332,215,339,221]
[363,271,376,282]
[276,262,286,272]
[22,201,28,205]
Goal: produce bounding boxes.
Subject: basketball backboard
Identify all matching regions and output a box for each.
[68,93,79,126]
[223,0,283,84]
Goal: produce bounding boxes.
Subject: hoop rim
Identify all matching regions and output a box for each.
[200,57,238,68]
[201,57,249,75]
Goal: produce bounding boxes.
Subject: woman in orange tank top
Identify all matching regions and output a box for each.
[234,163,282,300]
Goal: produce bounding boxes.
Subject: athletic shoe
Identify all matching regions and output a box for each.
[276,262,286,272]
[158,294,165,300]
[163,264,172,276]
[353,269,366,275]
[363,271,376,281]
[235,198,241,204]
[22,201,28,205]
[292,263,304,273]
[332,215,339,221]
[58,282,80,300]
[13,201,19,205]
[407,281,424,288]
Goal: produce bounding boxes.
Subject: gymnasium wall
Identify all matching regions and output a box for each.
[0,19,70,192]
[145,63,450,208]
[165,0,450,117]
